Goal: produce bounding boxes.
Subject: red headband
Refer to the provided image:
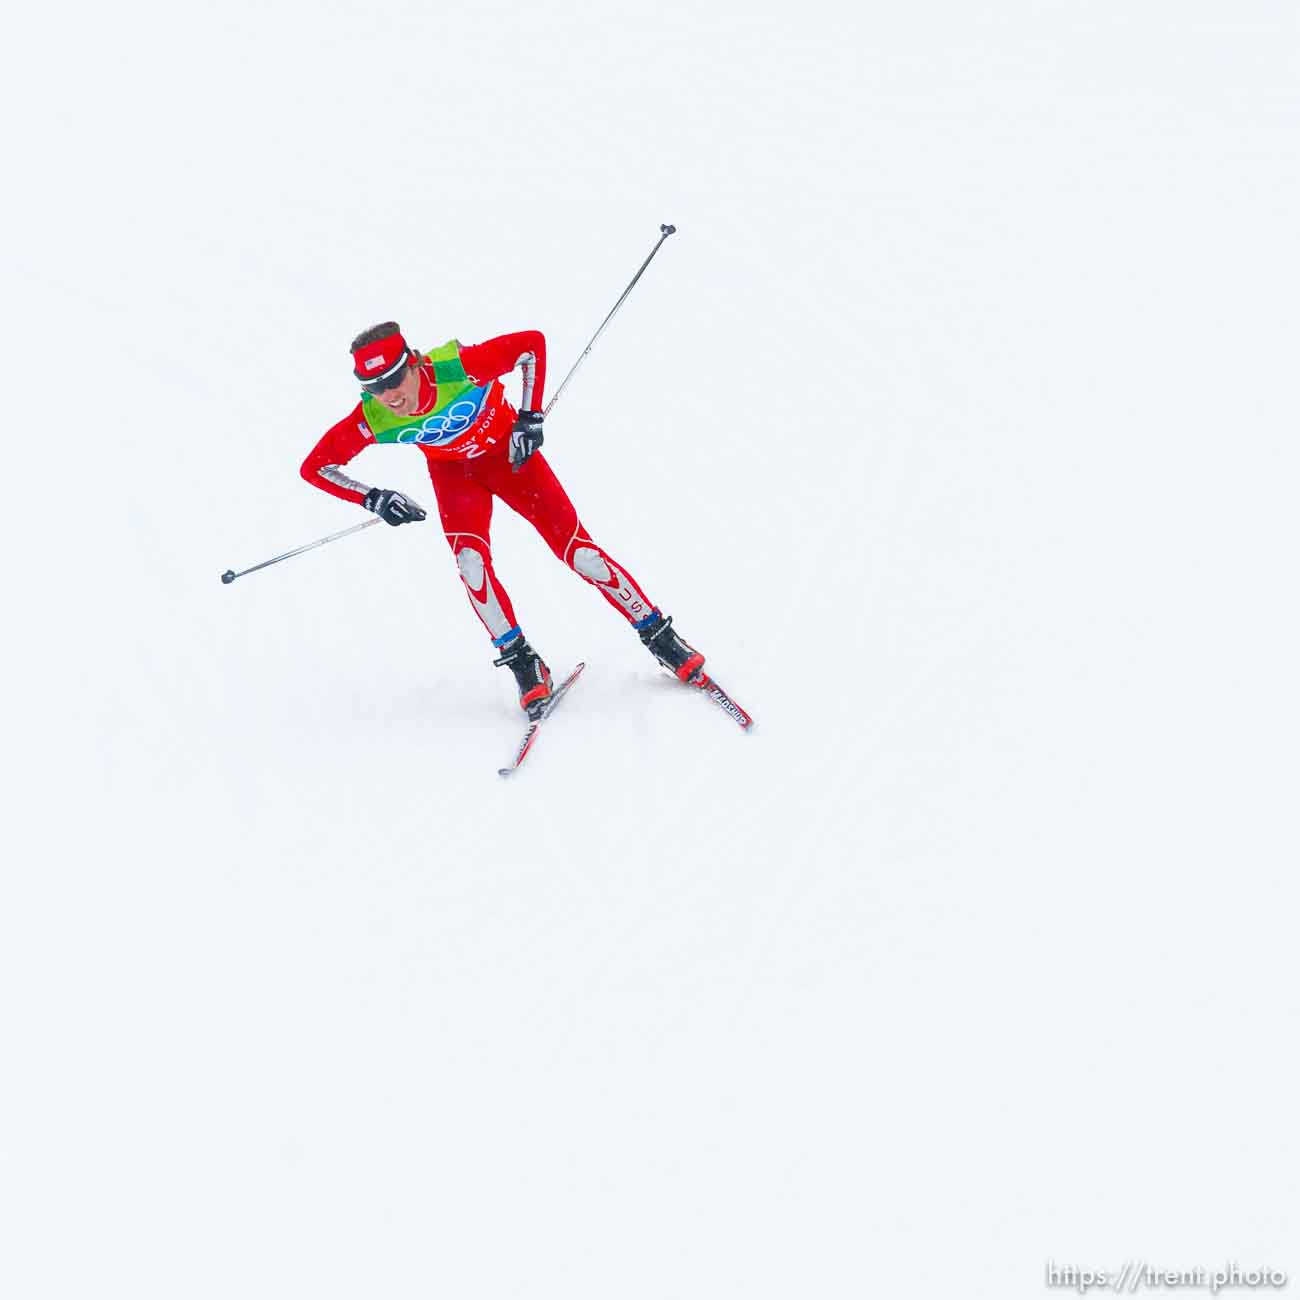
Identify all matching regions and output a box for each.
[352,330,411,383]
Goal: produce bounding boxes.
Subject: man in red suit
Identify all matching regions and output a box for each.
[301,322,704,717]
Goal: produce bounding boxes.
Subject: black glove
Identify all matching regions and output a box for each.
[363,487,426,526]
[509,410,545,470]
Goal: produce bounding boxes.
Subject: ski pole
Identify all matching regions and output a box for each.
[220,516,383,585]
[223,224,676,585]
[543,222,676,417]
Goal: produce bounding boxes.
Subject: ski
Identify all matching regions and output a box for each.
[688,671,754,730]
[497,662,586,776]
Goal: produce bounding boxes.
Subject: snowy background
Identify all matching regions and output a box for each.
[3,1,1297,1296]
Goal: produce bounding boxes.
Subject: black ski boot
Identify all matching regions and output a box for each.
[638,611,705,682]
[494,636,553,719]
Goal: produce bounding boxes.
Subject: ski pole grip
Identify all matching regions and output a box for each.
[660,224,676,236]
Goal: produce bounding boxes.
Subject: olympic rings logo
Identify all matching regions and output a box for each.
[396,395,485,445]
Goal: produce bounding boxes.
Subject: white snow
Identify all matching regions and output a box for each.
[3,2,1297,1296]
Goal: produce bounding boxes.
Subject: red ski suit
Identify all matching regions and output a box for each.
[300,331,657,646]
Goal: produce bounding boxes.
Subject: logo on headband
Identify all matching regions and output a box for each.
[364,356,387,372]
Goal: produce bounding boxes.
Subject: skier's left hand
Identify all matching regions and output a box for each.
[509,410,545,471]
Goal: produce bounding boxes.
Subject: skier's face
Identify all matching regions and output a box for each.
[370,360,422,415]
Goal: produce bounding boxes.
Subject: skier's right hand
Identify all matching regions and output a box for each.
[509,409,545,471]
[363,487,427,526]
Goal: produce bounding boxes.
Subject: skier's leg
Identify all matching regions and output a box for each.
[426,457,520,648]
[427,455,553,713]
[489,451,705,680]
[490,452,659,627]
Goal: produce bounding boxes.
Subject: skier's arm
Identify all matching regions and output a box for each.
[460,330,547,413]
[301,410,425,524]
[300,407,376,506]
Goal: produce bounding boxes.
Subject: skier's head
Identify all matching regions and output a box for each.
[351,322,423,415]
[351,322,416,394]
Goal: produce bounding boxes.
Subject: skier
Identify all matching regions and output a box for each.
[300,322,705,718]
